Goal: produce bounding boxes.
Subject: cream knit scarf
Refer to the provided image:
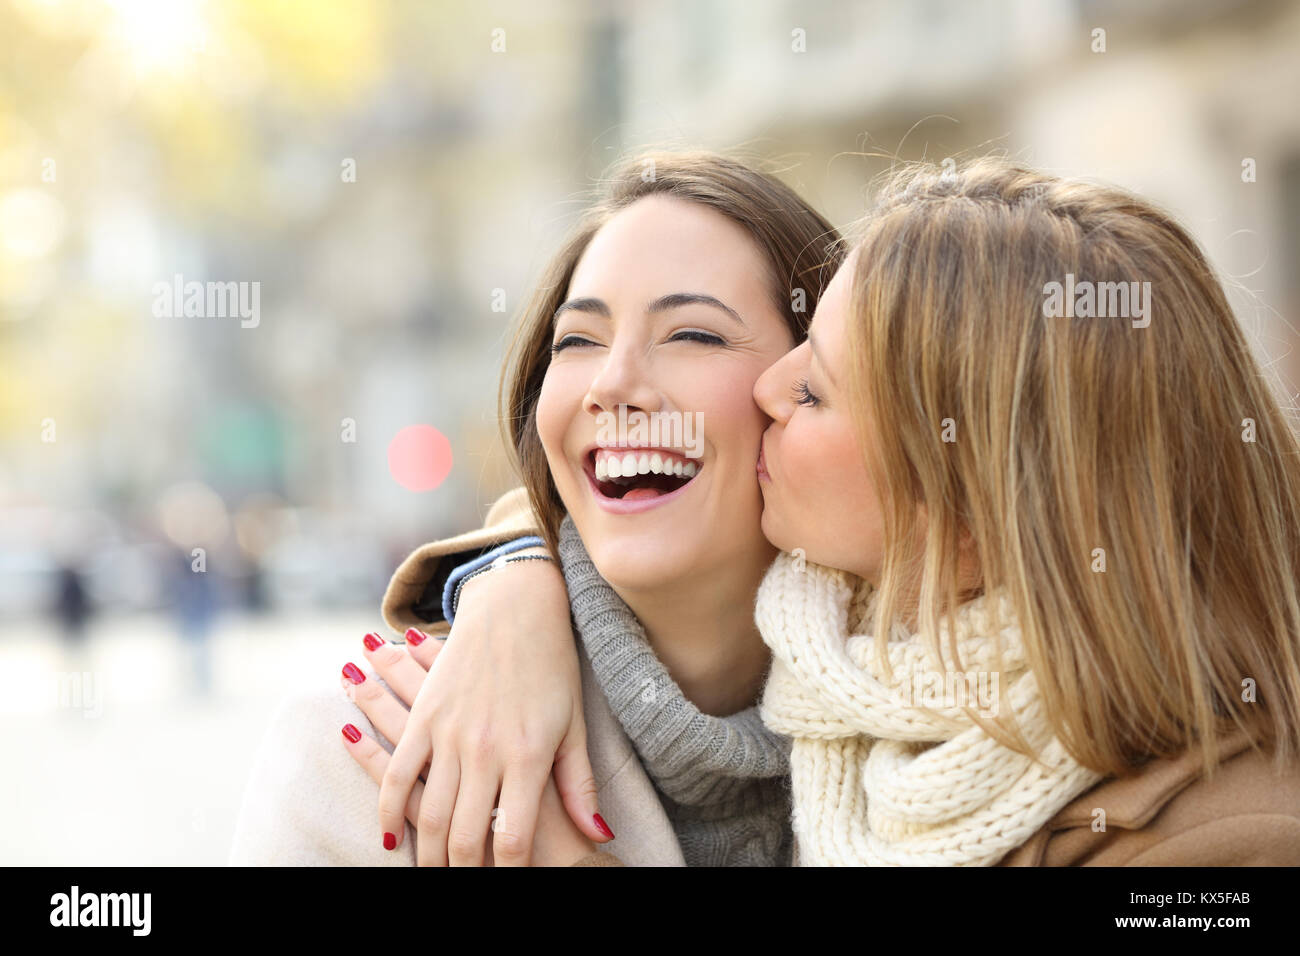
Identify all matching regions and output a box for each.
[756,551,1104,866]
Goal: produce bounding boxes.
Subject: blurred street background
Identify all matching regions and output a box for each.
[2,0,1299,864]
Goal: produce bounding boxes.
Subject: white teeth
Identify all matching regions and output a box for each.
[594,449,701,484]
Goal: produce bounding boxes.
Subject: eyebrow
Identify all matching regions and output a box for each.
[553,292,745,327]
[808,330,837,386]
[552,296,609,320]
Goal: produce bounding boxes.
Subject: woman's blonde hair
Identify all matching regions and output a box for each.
[849,157,1300,777]
[501,149,843,553]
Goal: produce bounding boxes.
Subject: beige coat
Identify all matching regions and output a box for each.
[229,488,675,866]
[390,488,1300,866]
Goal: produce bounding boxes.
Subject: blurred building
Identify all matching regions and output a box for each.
[0,0,623,614]
[616,0,1300,378]
[1,0,1297,618]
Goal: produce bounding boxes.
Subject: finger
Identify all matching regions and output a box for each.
[360,633,427,707]
[400,626,446,671]
[491,760,550,867]
[446,756,500,867]
[378,721,433,852]
[340,667,409,748]
[341,724,424,833]
[554,730,611,843]
[417,750,460,867]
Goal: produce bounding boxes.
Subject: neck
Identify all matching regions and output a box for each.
[614,543,776,717]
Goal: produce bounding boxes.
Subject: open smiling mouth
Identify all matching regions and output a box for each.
[587,448,702,502]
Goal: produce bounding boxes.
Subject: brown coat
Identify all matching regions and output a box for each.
[393,489,1300,866]
[997,729,1300,865]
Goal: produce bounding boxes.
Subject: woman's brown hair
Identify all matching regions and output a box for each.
[847,157,1300,777]
[500,150,843,553]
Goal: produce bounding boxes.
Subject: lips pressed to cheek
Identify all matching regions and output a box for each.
[586,447,702,502]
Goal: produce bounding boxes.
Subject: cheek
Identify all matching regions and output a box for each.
[711,381,767,440]
[587,357,768,466]
[696,359,781,442]
[786,417,875,515]
[787,432,834,518]
[828,431,879,524]
[535,367,584,462]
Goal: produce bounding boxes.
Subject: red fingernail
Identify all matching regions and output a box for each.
[593,813,615,840]
[383,832,397,851]
[405,627,427,646]
[363,632,385,651]
[342,662,366,684]
[342,724,361,743]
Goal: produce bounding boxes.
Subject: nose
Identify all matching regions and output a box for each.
[753,342,807,424]
[583,341,662,418]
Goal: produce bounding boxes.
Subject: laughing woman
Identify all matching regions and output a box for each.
[371,157,1300,865]
[228,150,842,866]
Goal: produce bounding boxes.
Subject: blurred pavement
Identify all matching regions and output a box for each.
[0,610,379,865]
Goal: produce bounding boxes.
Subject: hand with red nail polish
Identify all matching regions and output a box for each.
[340,580,613,868]
[367,553,608,867]
[340,717,598,866]
[340,631,464,856]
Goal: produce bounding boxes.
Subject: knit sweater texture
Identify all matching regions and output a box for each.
[557,515,794,866]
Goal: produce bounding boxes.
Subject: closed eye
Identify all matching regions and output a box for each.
[792,379,821,407]
[670,330,726,346]
[551,334,599,353]
[553,329,725,352]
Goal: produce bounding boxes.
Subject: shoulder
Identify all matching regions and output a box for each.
[228,677,415,867]
[1003,734,1300,866]
[1117,742,1300,865]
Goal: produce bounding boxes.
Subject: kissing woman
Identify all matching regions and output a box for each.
[232,154,1300,867]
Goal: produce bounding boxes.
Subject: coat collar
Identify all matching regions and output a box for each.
[1043,728,1255,831]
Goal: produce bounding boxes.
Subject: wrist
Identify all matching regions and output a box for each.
[454,553,555,615]
[511,545,551,559]
[454,551,569,624]
[442,536,550,624]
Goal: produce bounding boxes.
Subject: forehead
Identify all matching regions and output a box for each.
[567,195,770,303]
[809,249,856,338]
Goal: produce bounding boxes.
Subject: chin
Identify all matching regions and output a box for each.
[759,506,794,554]
[587,538,691,593]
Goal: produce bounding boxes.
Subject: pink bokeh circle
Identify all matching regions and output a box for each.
[387,424,453,492]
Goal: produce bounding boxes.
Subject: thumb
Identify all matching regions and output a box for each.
[553,727,610,843]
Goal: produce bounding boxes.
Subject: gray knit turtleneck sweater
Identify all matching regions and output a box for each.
[556,515,793,867]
